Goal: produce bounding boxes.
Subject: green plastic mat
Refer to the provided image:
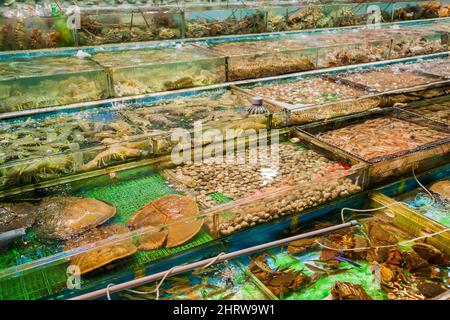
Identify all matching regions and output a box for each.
[209,192,234,205]
[80,173,178,224]
[0,173,214,300]
[263,251,387,300]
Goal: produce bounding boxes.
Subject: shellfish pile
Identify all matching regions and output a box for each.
[318,117,450,161]
[248,77,366,106]
[341,68,437,92]
[170,143,361,235]
[406,100,450,124]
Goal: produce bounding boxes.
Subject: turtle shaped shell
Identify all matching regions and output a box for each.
[0,202,36,233]
[34,197,116,240]
[64,224,137,274]
[128,194,203,250]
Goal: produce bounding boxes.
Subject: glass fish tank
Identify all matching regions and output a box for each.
[399,94,450,125]
[0,15,75,51]
[336,62,450,105]
[110,201,450,300]
[163,129,366,237]
[297,107,450,186]
[267,3,369,32]
[390,27,448,59]
[0,88,282,192]
[202,38,319,81]
[337,63,447,92]
[90,45,226,96]
[0,55,109,113]
[396,178,450,228]
[391,1,442,21]
[198,21,450,81]
[117,260,276,300]
[400,57,450,79]
[0,127,366,300]
[77,8,184,46]
[0,167,220,300]
[236,208,450,300]
[235,74,384,125]
[183,5,267,38]
[234,59,449,125]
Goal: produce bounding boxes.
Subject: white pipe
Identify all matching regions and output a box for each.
[70,219,358,300]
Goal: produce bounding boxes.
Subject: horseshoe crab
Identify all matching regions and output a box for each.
[429,180,450,200]
[128,194,203,250]
[34,197,116,240]
[0,202,36,233]
[64,224,137,274]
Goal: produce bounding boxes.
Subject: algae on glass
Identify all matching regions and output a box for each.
[0,55,109,113]
[91,45,226,96]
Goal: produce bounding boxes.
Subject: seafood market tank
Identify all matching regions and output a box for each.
[0,88,283,193]
[90,45,226,96]
[0,1,449,50]
[0,127,368,300]
[0,55,109,113]
[77,7,184,46]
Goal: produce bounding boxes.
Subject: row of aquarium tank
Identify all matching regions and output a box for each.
[0,49,448,299]
[1,0,450,50]
[0,0,449,302]
[0,18,449,113]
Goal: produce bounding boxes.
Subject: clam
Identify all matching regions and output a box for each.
[34,197,116,240]
[0,202,36,233]
[128,194,203,250]
[64,224,137,274]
